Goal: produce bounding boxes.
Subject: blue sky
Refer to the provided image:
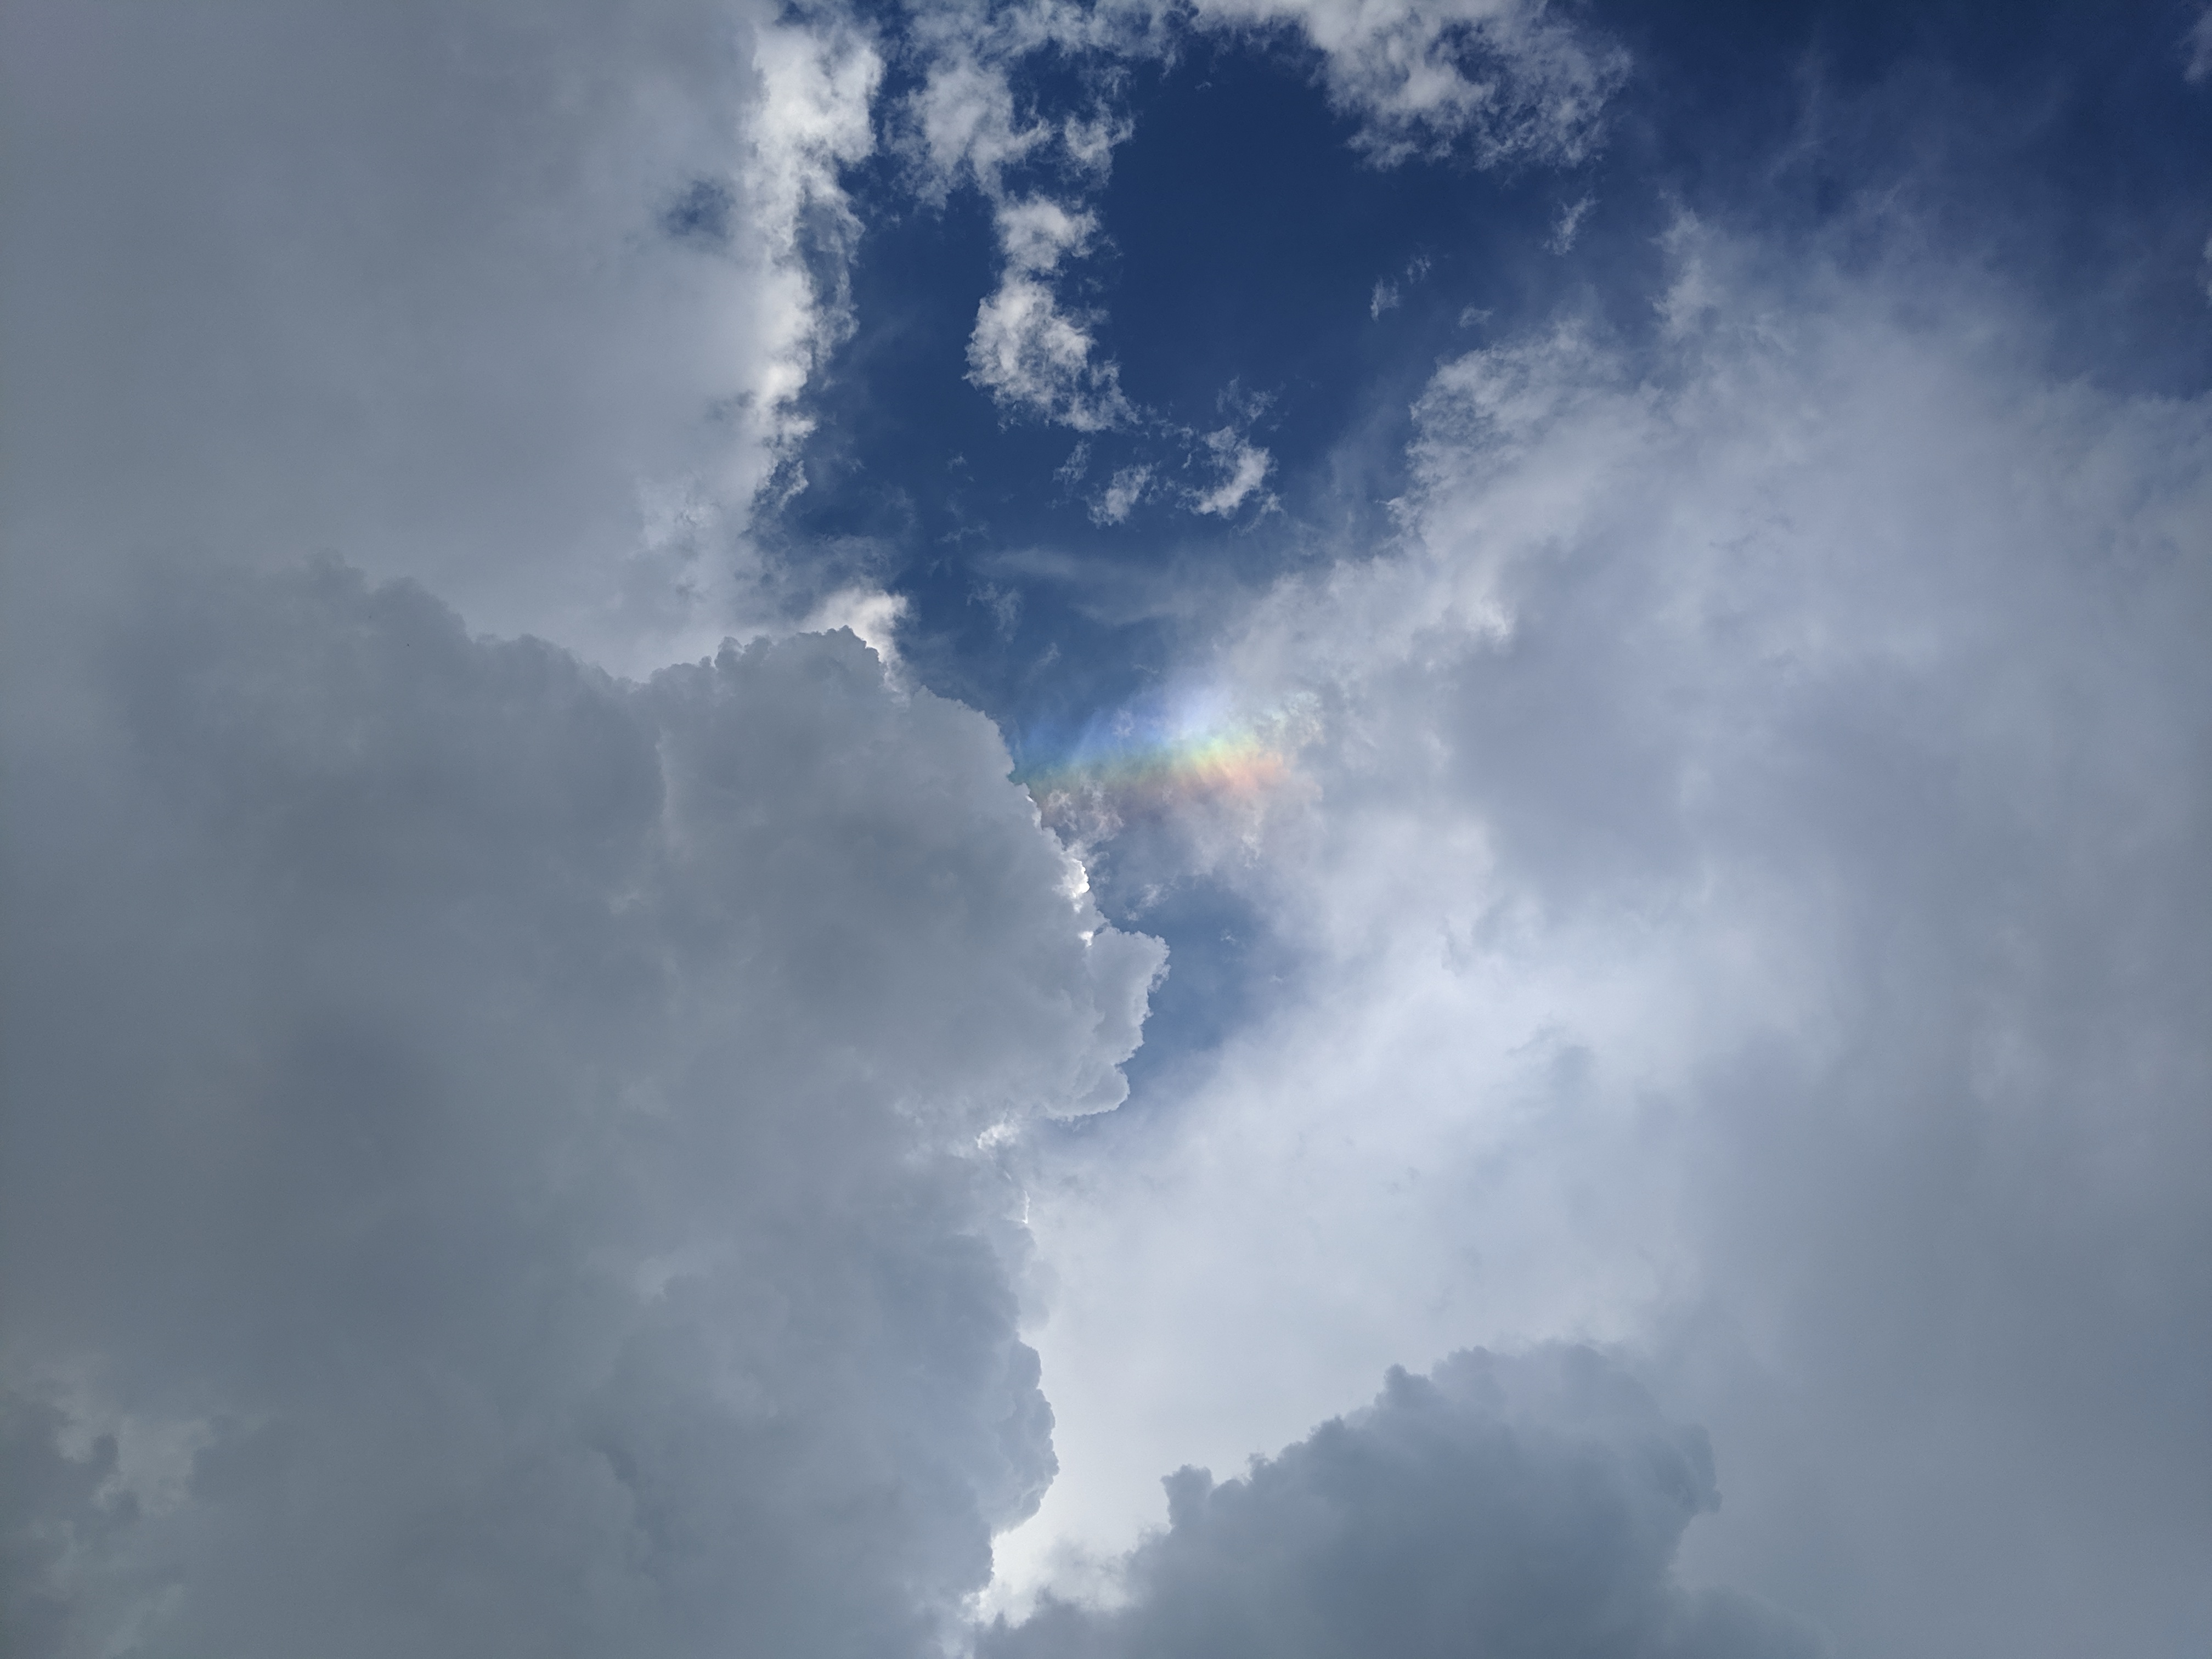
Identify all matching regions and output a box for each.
[4,3,2210,1656]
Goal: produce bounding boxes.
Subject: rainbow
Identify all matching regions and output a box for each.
[1013,691,1307,818]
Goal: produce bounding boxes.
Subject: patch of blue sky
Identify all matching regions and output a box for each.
[785,1,2211,738]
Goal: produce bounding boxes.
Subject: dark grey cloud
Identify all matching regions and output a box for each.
[0,563,1161,1658]
[984,1347,1814,1659]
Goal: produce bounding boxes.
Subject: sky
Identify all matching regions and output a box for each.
[3,3,2209,1656]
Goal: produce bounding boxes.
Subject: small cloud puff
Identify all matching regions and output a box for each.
[970,197,1131,430]
[1092,463,1155,524]
[1547,193,1594,252]
[969,276,1135,430]
[1189,0,1629,165]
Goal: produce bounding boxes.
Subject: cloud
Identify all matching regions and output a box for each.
[1547,192,1595,252]
[16,11,2199,1658]
[983,1347,1813,1659]
[1092,465,1157,524]
[0,0,1627,661]
[1001,232,2212,1653]
[0,0,878,674]
[969,198,1137,430]
[894,1,1148,433]
[0,562,1163,1658]
[902,0,1624,433]
[1189,431,1274,516]
[970,277,1137,432]
[1188,0,1628,164]
[742,16,886,482]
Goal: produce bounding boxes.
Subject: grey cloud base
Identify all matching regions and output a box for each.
[0,565,1161,1658]
[984,1347,1815,1659]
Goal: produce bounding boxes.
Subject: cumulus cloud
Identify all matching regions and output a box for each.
[1004,234,2212,1654]
[985,1348,1812,1659]
[0,563,1163,1658]
[22,7,2199,1656]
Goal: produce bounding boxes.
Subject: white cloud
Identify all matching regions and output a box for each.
[997,197,1103,274]
[970,275,1136,432]
[0,0,1630,668]
[966,196,1135,430]
[1188,0,1628,163]
[0,563,1164,1657]
[894,1,1148,432]
[1547,191,1595,252]
[958,189,1128,431]
[1092,465,1156,524]
[741,18,885,486]
[22,9,2196,1656]
[910,0,1624,433]
[799,584,910,662]
[899,0,1623,181]
[1002,237,2212,1654]
[1189,430,1274,516]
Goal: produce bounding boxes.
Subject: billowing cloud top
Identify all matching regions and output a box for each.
[0,567,1160,1657]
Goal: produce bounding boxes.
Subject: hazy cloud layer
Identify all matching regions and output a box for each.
[1008,235,2212,1655]
[0,566,1161,1658]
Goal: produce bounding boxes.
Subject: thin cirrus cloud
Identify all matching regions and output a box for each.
[4,1,2210,1657]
